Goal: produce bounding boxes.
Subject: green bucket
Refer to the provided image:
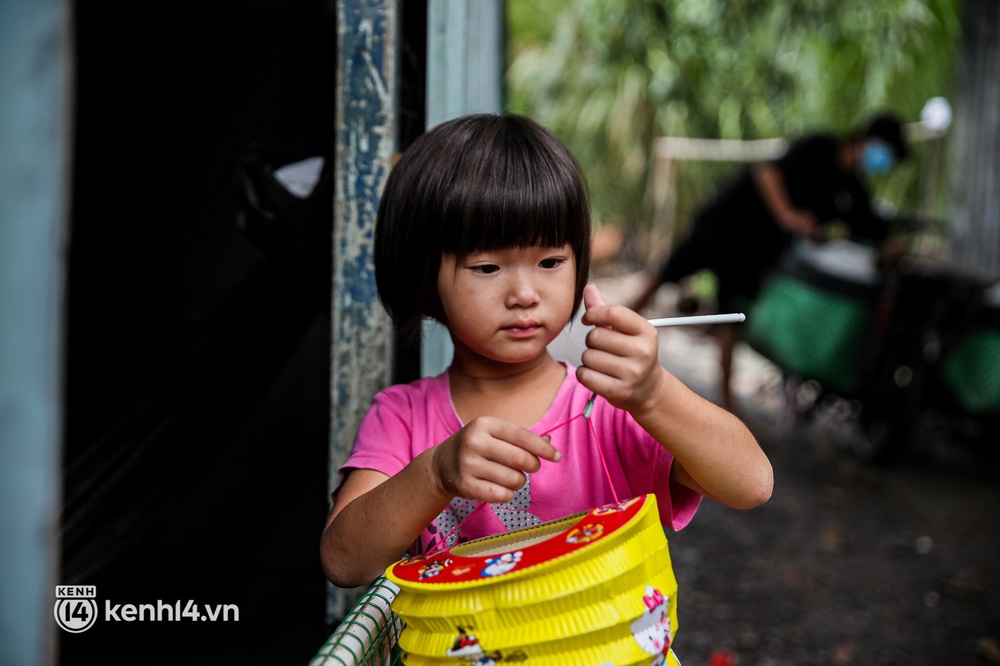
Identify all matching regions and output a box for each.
[745,241,881,395]
[940,297,1000,416]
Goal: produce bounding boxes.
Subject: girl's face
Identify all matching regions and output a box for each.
[437,244,577,371]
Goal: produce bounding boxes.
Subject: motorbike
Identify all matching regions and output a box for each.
[744,237,1000,464]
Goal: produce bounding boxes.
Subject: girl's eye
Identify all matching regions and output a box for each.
[540,257,564,269]
[470,264,500,275]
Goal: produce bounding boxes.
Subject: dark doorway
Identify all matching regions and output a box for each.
[62,1,336,662]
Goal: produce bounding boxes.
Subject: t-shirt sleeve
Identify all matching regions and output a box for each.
[612,409,702,531]
[332,386,414,500]
[649,444,701,531]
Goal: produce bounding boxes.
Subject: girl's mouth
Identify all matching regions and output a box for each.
[502,321,542,338]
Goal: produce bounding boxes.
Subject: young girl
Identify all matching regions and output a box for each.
[321,113,772,588]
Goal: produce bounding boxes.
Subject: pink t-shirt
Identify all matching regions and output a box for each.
[338,361,701,553]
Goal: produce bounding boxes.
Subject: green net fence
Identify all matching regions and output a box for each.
[746,274,874,395]
[310,576,404,666]
[941,328,1000,415]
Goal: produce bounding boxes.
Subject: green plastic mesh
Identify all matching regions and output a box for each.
[746,275,873,395]
[941,328,1000,415]
[310,576,404,666]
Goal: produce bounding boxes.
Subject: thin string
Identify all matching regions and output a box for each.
[587,413,620,504]
[424,400,619,556]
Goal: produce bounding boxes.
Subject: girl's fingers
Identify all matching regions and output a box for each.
[583,303,648,335]
[487,419,562,464]
[582,282,606,310]
[471,459,531,493]
[586,325,658,378]
[581,282,612,328]
[579,346,622,379]
[584,282,651,339]
[441,451,523,503]
[585,324,649,357]
[446,418,558,474]
[576,358,635,399]
[452,421,560,503]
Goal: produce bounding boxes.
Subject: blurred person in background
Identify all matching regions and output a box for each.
[629,113,909,412]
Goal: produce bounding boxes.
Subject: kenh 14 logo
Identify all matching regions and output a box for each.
[54,586,98,633]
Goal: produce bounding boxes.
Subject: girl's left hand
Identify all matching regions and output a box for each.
[578,283,664,416]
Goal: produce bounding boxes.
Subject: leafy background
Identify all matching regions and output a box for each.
[505,0,962,263]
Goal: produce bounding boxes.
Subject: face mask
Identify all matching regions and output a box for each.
[861,140,896,176]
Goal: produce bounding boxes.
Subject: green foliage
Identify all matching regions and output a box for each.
[506,0,962,232]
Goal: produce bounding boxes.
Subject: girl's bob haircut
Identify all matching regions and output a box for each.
[375,113,592,337]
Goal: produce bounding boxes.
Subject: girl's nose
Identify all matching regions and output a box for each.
[505,270,540,308]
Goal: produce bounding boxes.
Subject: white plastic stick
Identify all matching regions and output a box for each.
[647,312,746,327]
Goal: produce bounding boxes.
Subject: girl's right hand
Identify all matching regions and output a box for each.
[430,416,561,504]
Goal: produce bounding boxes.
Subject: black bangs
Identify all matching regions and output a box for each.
[436,116,589,257]
[374,113,592,337]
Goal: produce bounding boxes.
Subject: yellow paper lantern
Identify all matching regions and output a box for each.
[387,494,680,665]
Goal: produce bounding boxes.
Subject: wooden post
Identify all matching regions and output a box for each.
[328,0,396,620]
